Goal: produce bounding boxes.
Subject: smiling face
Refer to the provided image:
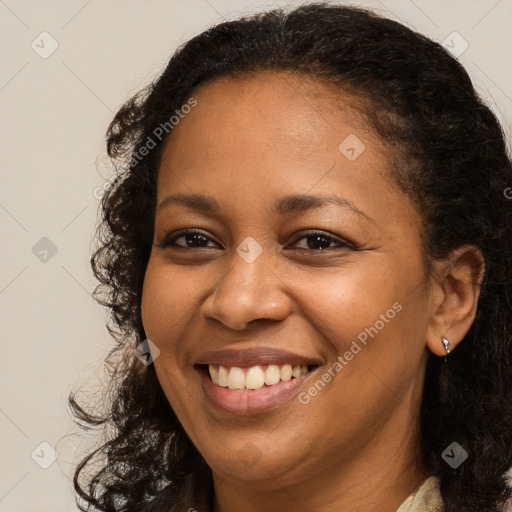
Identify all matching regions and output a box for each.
[140,71,435,505]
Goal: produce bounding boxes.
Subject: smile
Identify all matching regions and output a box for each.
[208,363,310,390]
[196,363,320,415]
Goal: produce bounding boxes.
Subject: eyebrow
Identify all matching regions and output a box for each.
[157,193,373,222]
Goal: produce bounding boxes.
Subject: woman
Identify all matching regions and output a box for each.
[69,3,512,511]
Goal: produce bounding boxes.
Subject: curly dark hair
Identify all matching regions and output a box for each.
[68,3,512,511]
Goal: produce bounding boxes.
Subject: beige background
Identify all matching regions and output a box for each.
[0,1,511,510]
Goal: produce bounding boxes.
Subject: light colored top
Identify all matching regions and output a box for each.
[396,476,443,512]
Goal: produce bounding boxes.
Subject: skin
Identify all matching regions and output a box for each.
[140,71,484,512]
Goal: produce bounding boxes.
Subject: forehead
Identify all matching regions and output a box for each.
[156,71,417,235]
[167,71,373,151]
[159,71,387,183]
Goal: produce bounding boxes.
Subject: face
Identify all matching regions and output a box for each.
[141,71,433,491]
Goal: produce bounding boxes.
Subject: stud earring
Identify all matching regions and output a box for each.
[441,337,450,355]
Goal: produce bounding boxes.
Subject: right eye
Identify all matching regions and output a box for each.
[156,229,221,249]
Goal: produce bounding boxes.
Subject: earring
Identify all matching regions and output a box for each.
[441,337,450,354]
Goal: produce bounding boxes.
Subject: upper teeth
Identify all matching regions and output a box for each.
[209,364,309,390]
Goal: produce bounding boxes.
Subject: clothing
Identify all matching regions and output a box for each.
[396,476,443,512]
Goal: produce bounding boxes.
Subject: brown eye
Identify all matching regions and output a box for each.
[289,231,353,251]
[157,229,353,252]
[157,229,219,249]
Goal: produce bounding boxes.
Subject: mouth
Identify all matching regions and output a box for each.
[195,363,321,415]
[205,363,316,389]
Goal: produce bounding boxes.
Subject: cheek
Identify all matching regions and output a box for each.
[287,260,408,344]
[140,261,199,417]
[295,271,428,434]
[295,255,429,392]
[140,259,196,345]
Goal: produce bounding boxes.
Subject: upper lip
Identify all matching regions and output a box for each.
[194,347,323,368]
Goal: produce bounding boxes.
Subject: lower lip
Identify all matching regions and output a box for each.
[197,366,319,415]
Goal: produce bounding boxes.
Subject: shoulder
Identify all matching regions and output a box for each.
[396,476,443,512]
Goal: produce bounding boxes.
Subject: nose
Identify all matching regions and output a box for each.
[201,244,293,331]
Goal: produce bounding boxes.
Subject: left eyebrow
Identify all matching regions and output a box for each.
[275,193,373,222]
[157,192,374,223]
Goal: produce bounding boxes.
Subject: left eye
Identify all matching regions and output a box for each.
[290,231,350,251]
[157,229,351,251]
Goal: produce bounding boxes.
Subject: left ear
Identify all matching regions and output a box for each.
[425,245,485,356]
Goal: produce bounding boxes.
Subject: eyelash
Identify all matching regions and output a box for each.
[156,229,353,252]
